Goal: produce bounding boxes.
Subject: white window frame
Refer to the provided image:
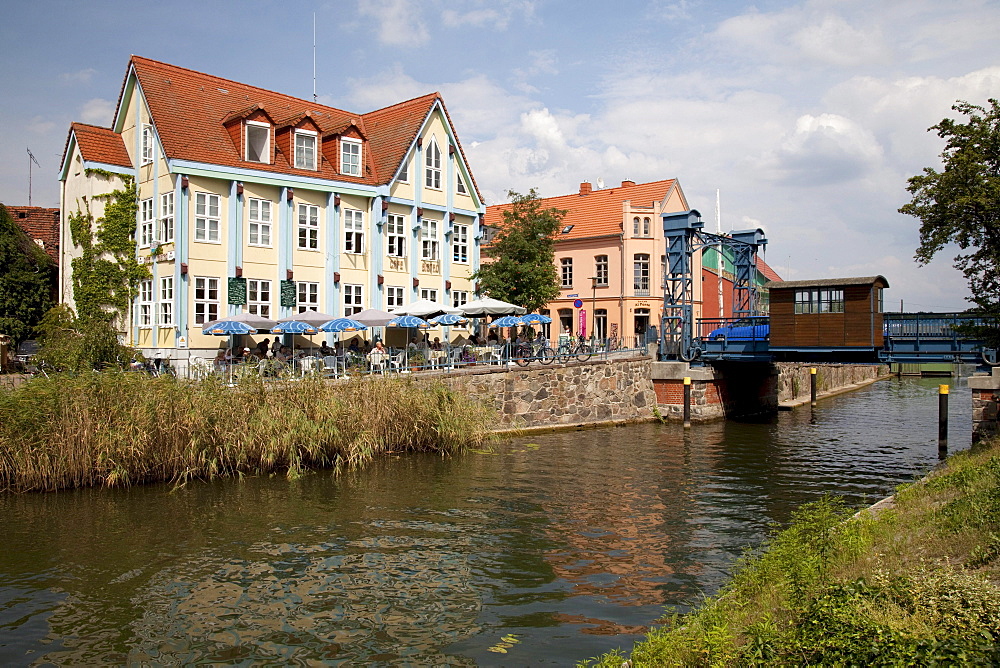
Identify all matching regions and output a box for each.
[294,130,317,170]
[398,159,409,183]
[344,208,364,254]
[297,281,319,313]
[456,171,467,195]
[595,255,609,287]
[248,198,272,247]
[424,138,441,189]
[158,276,174,327]
[634,254,650,293]
[421,219,439,261]
[297,203,319,250]
[141,125,154,165]
[561,258,573,288]
[195,192,221,243]
[138,279,153,327]
[245,121,270,163]
[158,192,174,244]
[386,214,406,258]
[452,223,468,263]
[420,288,438,302]
[140,198,154,248]
[386,286,405,309]
[452,290,468,309]
[343,283,363,316]
[193,276,220,325]
[247,279,271,318]
[341,138,361,176]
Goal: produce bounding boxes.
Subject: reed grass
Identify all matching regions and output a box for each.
[0,371,498,493]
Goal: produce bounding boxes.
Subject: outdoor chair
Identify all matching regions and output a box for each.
[389,351,408,373]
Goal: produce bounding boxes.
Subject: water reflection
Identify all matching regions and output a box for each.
[0,377,971,665]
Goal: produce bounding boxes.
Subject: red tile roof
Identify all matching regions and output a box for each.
[5,206,60,263]
[125,56,462,191]
[757,257,782,283]
[67,122,131,168]
[484,179,681,241]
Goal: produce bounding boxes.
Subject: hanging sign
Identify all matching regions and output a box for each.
[228,277,247,305]
[280,280,297,308]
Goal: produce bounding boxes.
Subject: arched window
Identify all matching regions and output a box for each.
[425,138,441,189]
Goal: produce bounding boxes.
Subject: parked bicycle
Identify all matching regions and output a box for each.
[555,340,593,363]
[512,342,555,367]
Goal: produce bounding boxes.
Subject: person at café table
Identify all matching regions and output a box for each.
[257,338,270,357]
[214,348,228,369]
[487,330,498,343]
[320,341,334,356]
[534,330,547,347]
[276,345,293,362]
[407,337,419,351]
[241,347,254,361]
[431,337,442,351]
[369,341,387,359]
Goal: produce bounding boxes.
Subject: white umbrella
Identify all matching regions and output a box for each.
[278,310,338,327]
[353,308,395,326]
[390,299,461,318]
[459,297,526,317]
[204,312,277,330]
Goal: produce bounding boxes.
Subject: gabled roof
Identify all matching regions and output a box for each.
[765,275,889,289]
[64,122,131,169]
[757,257,782,283]
[4,206,60,263]
[484,179,682,241]
[122,56,456,188]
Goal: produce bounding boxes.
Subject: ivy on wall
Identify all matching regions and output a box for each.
[68,174,150,326]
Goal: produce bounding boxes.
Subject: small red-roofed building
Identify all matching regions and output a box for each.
[59,56,484,367]
[5,206,60,264]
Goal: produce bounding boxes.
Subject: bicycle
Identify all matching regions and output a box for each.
[555,341,593,363]
[513,342,555,367]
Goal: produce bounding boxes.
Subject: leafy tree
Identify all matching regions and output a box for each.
[0,204,56,344]
[473,189,565,313]
[34,304,139,373]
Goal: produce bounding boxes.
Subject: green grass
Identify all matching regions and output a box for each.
[0,371,498,492]
[580,438,1000,666]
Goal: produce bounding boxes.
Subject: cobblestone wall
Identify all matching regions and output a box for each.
[970,370,1000,442]
[436,358,657,429]
[776,363,890,403]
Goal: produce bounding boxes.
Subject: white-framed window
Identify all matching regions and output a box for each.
[138,279,153,327]
[421,219,439,260]
[341,138,361,176]
[596,255,609,286]
[246,121,270,163]
[386,214,406,258]
[297,204,319,250]
[248,198,272,247]
[634,254,650,294]
[344,209,364,254]
[158,275,174,326]
[456,172,467,195]
[193,276,220,325]
[452,290,468,309]
[424,138,441,189]
[195,192,221,243]
[561,258,573,288]
[452,223,468,263]
[294,130,317,170]
[158,192,174,243]
[398,159,409,183]
[386,286,405,309]
[643,217,651,236]
[140,198,154,248]
[297,281,319,313]
[141,125,154,165]
[420,288,438,302]
[343,284,363,316]
[247,279,271,317]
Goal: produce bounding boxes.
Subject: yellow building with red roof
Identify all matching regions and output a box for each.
[59,56,483,364]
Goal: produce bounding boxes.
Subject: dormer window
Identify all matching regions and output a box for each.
[294,130,317,170]
[246,121,270,163]
[341,138,361,176]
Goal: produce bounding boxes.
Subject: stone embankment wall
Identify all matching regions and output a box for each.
[970,368,1000,442]
[436,357,657,430]
[776,363,890,404]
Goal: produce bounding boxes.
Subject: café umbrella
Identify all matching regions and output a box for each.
[270,320,319,335]
[202,320,256,336]
[428,313,469,326]
[489,315,523,328]
[319,318,368,333]
[387,315,431,329]
[518,313,552,325]
[459,297,526,317]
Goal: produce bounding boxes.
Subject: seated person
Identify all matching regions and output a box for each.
[276,346,293,362]
[407,337,419,351]
[214,349,228,369]
[347,339,360,353]
[468,333,481,346]
[487,330,499,343]
[534,331,547,347]
[368,341,388,363]
[256,338,270,357]
[430,337,442,351]
[320,341,334,356]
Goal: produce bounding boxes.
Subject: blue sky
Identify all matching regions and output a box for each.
[2,0,999,311]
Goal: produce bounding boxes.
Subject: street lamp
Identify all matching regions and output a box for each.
[588,276,598,344]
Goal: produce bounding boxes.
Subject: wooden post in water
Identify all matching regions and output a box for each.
[683,376,691,429]
[810,367,817,407]
[938,384,949,457]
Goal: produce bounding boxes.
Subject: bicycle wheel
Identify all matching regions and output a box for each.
[538,346,555,365]
[575,344,593,362]
[514,344,531,367]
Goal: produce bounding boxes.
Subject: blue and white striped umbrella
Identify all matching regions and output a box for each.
[387,315,431,329]
[489,315,523,328]
[429,313,469,326]
[203,320,256,335]
[319,317,368,333]
[518,313,552,325]
[270,320,319,335]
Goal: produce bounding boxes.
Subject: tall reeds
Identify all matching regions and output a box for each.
[0,371,497,493]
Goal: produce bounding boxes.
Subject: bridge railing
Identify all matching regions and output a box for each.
[883,312,991,338]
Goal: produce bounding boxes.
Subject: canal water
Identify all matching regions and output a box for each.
[0,376,972,665]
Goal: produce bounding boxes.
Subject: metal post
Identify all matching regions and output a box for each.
[683,376,691,429]
[810,367,817,407]
[938,384,949,457]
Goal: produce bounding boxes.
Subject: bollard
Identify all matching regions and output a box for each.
[810,367,817,407]
[938,384,949,457]
[683,376,691,429]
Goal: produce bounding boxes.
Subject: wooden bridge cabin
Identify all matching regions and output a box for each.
[765,276,888,357]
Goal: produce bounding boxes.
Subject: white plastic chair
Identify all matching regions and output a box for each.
[389,351,408,373]
[368,351,388,375]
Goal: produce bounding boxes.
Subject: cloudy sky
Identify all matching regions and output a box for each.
[2,0,998,311]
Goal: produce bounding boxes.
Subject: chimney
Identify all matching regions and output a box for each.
[579,182,592,195]
[621,179,636,187]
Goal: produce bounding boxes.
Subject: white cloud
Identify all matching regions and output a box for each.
[60,68,97,84]
[441,0,536,30]
[358,0,428,47]
[27,116,57,135]
[80,98,114,125]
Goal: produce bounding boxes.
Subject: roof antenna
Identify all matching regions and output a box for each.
[27,147,40,207]
[312,13,317,103]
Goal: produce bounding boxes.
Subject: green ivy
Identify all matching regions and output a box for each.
[68,176,150,325]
